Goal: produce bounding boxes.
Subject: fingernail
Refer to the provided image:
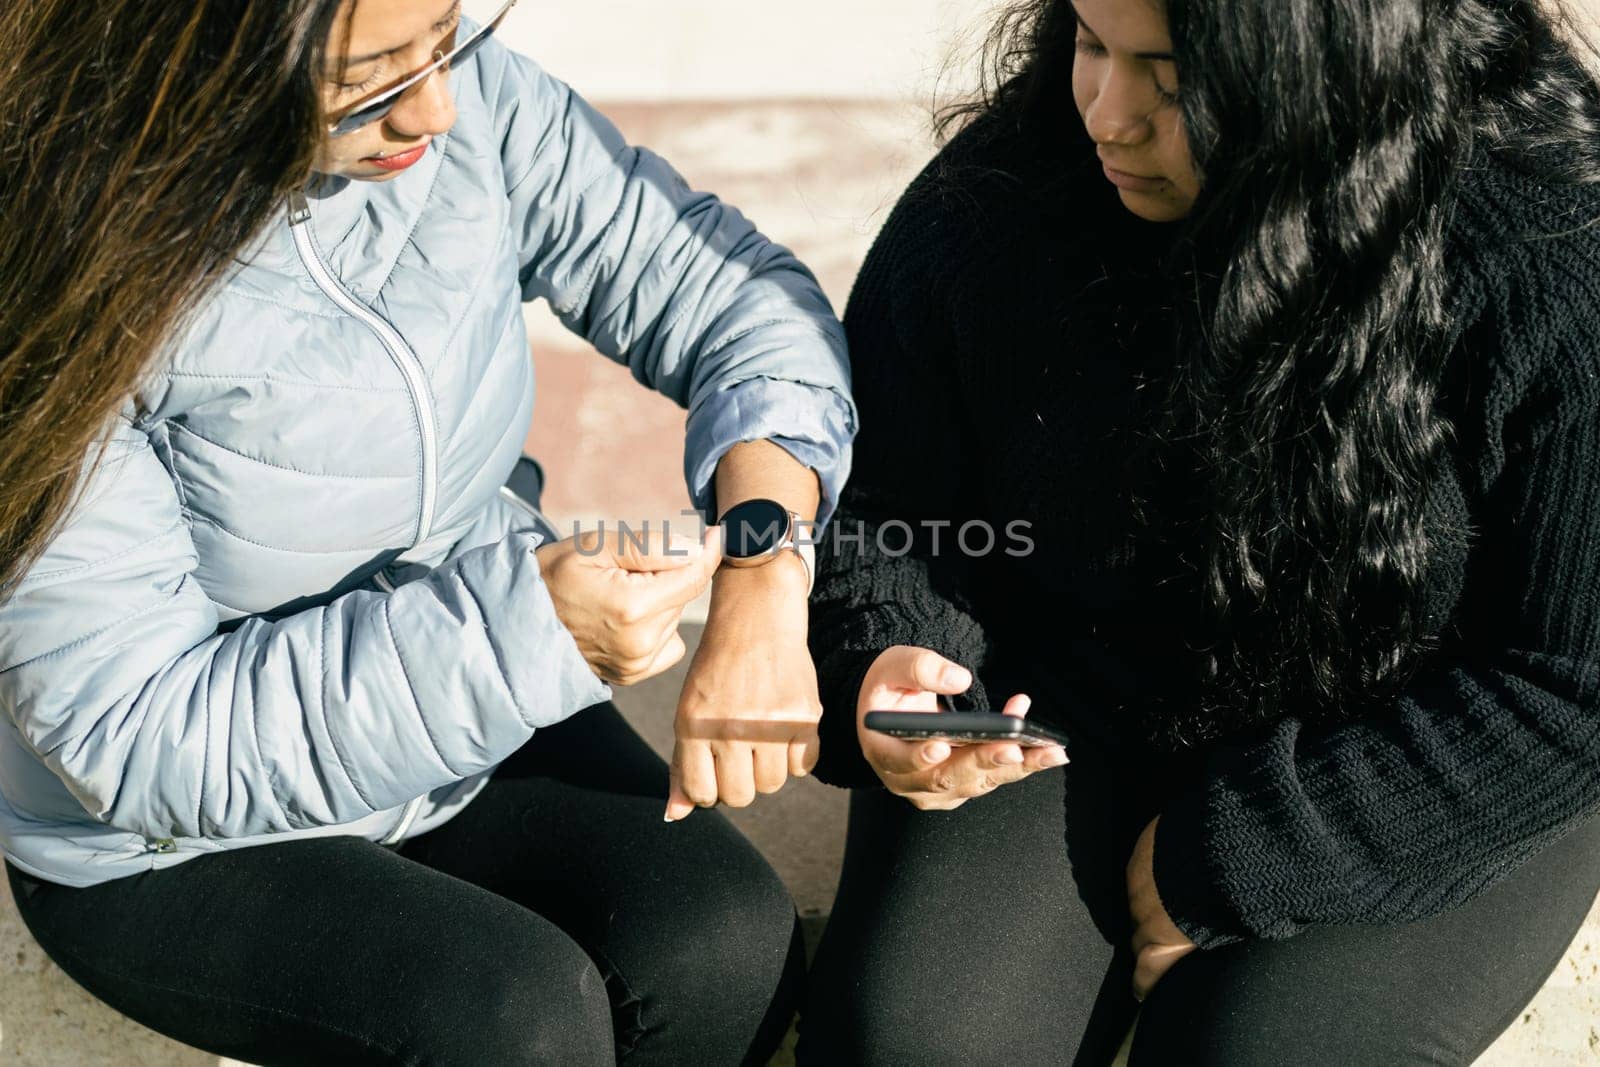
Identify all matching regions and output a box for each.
[925,742,950,763]
[1044,748,1069,768]
[942,665,970,689]
[663,812,676,822]
[997,748,1023,766]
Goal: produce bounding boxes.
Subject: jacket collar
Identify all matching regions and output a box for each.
[220,135,449,307]
[298,139,449,299]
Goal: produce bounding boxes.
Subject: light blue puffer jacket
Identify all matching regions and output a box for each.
[0,35,855,888]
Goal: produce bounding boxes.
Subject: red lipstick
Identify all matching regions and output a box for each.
[364,141,429,172]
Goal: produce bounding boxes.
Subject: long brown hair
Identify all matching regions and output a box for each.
[0,0,345,595]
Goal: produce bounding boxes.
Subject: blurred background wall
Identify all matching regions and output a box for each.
[498,0,1000,99]
[501,0,1005,537]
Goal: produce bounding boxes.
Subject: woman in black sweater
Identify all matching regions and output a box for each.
[801,0,1600,1063]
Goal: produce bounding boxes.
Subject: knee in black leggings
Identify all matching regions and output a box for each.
[393,917,613,1066]
[801,959,1021,1067]
[621,821,803,1064]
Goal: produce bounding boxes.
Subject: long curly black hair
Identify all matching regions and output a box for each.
[946,0,1600,743]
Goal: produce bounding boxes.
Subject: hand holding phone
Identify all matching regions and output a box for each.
[855,646,1070,812]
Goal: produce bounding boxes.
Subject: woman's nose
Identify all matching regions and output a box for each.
[1083,70,1153,147]
[386,65,457,140]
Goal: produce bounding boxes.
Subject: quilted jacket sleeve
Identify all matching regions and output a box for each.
[480,41,857,525]
[0,420,610,842]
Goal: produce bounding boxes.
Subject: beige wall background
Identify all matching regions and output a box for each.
[496,0,1002,100]
[495,0,1600,101]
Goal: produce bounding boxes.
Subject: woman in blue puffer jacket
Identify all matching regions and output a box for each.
[0,1,855,1063]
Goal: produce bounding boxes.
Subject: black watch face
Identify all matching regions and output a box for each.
[721,499,790,559]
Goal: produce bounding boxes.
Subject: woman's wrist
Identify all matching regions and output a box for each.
[710,548,812,619]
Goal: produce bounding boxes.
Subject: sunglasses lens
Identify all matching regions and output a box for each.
[328,6,509,137]
[334,103,389,136]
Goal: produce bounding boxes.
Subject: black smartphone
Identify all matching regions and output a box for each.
[864,711,1072,749]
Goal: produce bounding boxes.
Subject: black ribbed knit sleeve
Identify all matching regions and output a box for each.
[1153,191,1600,947]
[806,157,997,788]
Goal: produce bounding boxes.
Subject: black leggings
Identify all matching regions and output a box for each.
[800,752,1600,1066]
[7,702,804,1066]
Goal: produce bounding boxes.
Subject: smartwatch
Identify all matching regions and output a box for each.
[717,498,816,594]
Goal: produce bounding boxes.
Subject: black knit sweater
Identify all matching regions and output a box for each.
[807,112,1600,949]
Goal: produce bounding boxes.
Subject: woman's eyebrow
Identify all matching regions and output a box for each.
[345,0,463,64]
[1070,6,1178,62]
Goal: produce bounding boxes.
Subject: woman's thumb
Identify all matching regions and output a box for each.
[612,528,704,573]
[898,646,972,694]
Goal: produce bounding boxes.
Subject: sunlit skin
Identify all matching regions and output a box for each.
[1071,0,1200,221]
[313,0,463,180]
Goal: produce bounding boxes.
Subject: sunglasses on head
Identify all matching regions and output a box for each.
[327,0,518,137]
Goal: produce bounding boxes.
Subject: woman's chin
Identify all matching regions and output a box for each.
[1117,188,1191,223]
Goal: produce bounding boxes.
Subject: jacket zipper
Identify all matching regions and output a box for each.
[288,192,432,848]
[381,794,425,846]
[497,485,558,541]
[287,191,438,548]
